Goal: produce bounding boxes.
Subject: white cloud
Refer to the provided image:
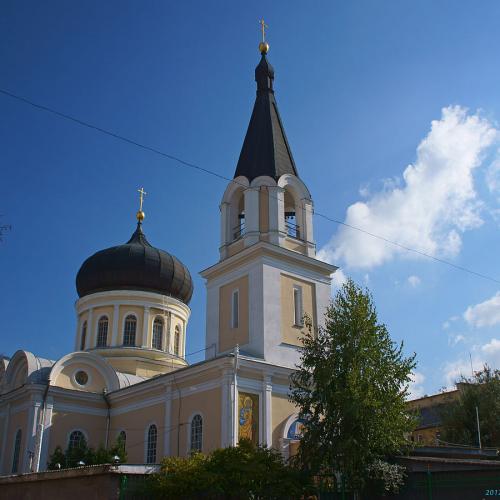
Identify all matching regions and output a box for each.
[481,338,500,355]
[464,291,500,328]
[319,106,497,269]
[486,156,500,195]
[330,268,348,290]
[452,334,466,345]
[443,337,500,386]
[359,184,370,198]
[408,371,426,399]
[407,275,421,288]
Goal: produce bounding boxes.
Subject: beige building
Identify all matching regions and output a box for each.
[0,42,336,475]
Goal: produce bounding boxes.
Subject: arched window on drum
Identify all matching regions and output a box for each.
[123,315,137,346]
[152,317,163,350]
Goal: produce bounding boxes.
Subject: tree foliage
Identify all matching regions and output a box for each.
[290,278,416,492]
[47,434,127,469]
[440,365,500,448]
[145,439,313,499]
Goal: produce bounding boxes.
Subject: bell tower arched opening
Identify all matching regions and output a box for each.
[283,189,300,240]
[230,189,245,241]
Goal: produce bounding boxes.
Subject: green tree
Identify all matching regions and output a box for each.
[440,365,500,448]
[290,278,416,494]
[145,439,313,499]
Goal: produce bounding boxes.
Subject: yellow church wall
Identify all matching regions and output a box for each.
[259,187,269,234]
[227,239,245,258]
[271,394,296,449]
[49,411,106,452]
[280,274,316,346]
[110,403,164,462]
[52,364,107,393]
[118,306,144,346]
[170,387,222,456]
[282,237,307,255]
[3,408,28,471]
[219,275,249,353]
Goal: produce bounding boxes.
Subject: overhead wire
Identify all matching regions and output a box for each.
[2,88,499,285]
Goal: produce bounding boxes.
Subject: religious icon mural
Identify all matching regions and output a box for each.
[238,392,259,445]
[287,418,306,440]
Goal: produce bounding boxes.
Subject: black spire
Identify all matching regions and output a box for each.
[234,52,299,182]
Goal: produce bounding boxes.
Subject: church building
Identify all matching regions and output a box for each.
[0,39,337,475]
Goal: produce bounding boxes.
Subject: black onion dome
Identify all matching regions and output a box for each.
[76,223,193,304]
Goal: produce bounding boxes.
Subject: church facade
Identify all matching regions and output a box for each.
[0,42,336,475]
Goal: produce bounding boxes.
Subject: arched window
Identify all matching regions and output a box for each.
[80,321,87,350]
[146,424,157,464]
[123,315,137,346]
[97,316,108,347]
[152,317,163,350]
[118,430,126,453]
[229,189,245,242]
[190,414,203,452]
[11,429,22,473]
[284,189,299,239]
[174,325,181,356]
[68,430,85,450]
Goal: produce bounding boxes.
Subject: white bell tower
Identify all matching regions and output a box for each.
[201,45,337,368]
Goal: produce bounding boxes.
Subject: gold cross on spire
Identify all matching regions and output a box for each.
[259,18,268,43]
[258,19,269,54]
[138,187,147,211]
[136,187,147,223]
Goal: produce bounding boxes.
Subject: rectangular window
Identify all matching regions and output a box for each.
[293,286,303,326]
[231,289,239,329]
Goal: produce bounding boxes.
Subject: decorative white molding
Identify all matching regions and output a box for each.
[263,376,273,447]
[163,384,172,456]
[53,402,107,417]
[86,308,93,349]
[142,307,151,348]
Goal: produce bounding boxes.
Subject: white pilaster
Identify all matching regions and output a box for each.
[86,308,93,349]
[303,199,315,257]
[267,186,285,245]
[111,304,120,346]
[142,306,151,348]
[243,187,260,247]
[163,384,172,456]
[23,397,41,473]
[220,202,230,259]
[35,396,53,472]
[262,376,273,447]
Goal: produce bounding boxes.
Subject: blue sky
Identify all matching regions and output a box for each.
[2,1,500,397]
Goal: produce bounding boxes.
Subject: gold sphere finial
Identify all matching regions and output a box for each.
[136,210,145,222]
[259,19,269,54]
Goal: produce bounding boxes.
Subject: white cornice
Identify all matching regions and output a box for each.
[75,290,191,317]
[200,240,337,280]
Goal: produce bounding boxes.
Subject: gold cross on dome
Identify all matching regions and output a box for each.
[137,187,147,211]
[259,18,268,43]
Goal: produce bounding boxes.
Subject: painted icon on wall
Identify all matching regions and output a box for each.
[238,392,259,445]
[287,418,306,440]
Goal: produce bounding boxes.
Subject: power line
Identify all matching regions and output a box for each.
[2,88,499,285]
